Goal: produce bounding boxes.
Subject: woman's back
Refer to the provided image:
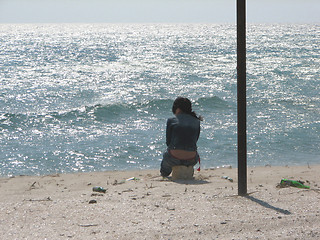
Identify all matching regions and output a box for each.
[166,113,200,152]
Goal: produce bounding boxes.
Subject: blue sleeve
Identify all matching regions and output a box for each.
[196,125,200,141]
[166,118,174,147]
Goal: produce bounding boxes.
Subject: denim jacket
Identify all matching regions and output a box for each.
[166,113,200,151]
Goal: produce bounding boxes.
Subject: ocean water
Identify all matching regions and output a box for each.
[0,23,319,176]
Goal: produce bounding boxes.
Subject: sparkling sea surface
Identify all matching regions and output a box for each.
[0,23,319,176]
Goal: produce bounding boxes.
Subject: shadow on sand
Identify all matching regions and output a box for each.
[245,195,292,215]
[168,177,210,185]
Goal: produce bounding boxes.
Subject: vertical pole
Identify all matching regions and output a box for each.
[237,0,247,196]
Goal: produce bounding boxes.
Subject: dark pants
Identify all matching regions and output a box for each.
[160,150,199,177]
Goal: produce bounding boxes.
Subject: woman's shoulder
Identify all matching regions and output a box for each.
[167,116,179,126]
[167,116,178,122]
[180,114,201,126]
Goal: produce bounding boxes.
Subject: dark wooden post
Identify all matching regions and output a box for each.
[237,0,247,196]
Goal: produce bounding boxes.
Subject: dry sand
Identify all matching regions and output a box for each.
[0,165,320,239]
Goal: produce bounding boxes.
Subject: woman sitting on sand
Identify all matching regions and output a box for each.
[160,97,202,177]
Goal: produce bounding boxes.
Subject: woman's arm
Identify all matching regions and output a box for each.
[166,118,174,147]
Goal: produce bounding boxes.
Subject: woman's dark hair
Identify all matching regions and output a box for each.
[172,97,203,121]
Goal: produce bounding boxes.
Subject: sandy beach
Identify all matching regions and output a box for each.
[0,165,320,239]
